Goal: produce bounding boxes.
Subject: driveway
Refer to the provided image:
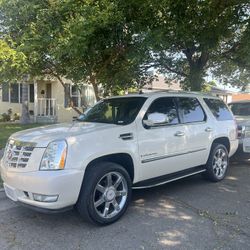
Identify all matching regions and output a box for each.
[0,161,250,250]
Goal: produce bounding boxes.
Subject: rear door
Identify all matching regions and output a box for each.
[176,97,212,166]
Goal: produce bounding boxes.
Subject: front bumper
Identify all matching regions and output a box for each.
[232,141,250,160]
[0,164,84,210]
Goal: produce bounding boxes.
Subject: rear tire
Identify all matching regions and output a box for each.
[76,161,132,225]
[204,143,229,182]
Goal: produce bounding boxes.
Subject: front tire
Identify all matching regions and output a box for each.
[204,143,229,182]
[77,162,132,225]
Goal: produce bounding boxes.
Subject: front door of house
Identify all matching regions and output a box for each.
[46,83,52,98]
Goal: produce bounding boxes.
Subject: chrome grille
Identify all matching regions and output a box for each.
[4,139,36,168]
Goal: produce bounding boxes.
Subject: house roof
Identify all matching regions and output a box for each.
[142,75,181,91]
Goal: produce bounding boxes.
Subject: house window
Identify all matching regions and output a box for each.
[71,85,80,107]
[10,84,19,103]
[1,83,34,103]
[2,83,9,102]
[64,84,96,108]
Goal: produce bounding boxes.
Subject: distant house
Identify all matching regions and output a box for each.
[0,77,96,123]
[142,75,235,103]
[142,75,181,92]
[231,84,250,102]
[209,86,234,103]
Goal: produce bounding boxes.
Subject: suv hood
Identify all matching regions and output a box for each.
[10,122,118,147]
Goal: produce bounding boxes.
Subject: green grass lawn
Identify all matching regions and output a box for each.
[0,123,45,188]
[0,123,43,150]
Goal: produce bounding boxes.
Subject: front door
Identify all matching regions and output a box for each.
[46,83,52,98]
[137,97,189,181]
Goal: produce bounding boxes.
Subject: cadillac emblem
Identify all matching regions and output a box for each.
[7,147,13,160]
[6,143,15,161]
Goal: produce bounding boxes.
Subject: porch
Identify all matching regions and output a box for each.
[33,80,58,123]
[35,98,57,123]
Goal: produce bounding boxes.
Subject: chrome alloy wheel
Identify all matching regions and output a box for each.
[93,172,128,219]
[212,148,228,178]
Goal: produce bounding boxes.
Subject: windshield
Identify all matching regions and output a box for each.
[229,102,250,116]
[78,97,147,125]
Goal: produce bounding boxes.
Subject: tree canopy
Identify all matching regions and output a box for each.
[0,0,249,98]
[0,39,27,81]
[135,0,250,90]
[0,0,152,102]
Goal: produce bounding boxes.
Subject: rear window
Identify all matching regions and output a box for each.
[204,98,233,121]
[229,102,250,116]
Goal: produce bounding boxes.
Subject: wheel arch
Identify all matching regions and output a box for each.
[212,137,230,153]
[84,153,135,182]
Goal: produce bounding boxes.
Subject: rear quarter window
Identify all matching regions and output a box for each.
[204,98,233,121]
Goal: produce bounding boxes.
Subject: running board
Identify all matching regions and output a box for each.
[133,166,206,189]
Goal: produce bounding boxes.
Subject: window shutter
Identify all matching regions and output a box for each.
[29,84,34,103]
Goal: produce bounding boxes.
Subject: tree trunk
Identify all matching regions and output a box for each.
[187,67,204,91]
[90,74,100,101]
[20,83,31,124]
[184,49,208,91]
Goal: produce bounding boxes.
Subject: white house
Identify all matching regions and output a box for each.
[0,77,96,123]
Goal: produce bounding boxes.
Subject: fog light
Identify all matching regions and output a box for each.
[33,193,58,203]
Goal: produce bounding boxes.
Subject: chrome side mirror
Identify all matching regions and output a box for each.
[143,112,169,127]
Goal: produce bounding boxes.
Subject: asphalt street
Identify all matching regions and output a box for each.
[0,160,250,250]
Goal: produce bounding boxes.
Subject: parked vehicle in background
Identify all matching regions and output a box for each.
[229,100,250,159]
[1,92,238,225]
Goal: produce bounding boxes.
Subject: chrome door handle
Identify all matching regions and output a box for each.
[205,127,213,132]
[174,131,185,137]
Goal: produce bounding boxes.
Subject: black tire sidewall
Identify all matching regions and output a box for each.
[77,162,132,225]
[206,143,229,182]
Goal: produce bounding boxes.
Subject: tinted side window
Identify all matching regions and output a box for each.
[145,97,179,125]
[229,102,250,116]
[204,98,233,121]
[177,97,206,123]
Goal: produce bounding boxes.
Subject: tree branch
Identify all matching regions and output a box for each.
[163,64,188,77]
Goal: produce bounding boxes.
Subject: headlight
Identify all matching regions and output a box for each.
[40,140,67,170]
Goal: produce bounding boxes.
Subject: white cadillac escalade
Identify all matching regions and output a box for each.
[0,92,238,225]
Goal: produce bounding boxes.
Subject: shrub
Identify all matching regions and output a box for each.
[13,113,20,121]
[0,108,13,122]
[0,113,11,122]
